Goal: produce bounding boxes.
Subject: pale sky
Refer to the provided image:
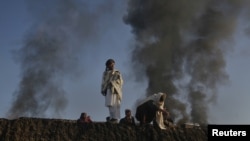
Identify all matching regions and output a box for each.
[0,0,250,124]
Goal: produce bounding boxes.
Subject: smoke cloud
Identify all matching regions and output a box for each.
[7,0,115,119]
[124,0,249,124]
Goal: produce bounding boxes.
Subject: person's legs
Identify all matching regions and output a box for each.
[106,89,116,121]
[109,106,115,119]
[109,107,118,123]
[108,93,120,123]
[113,103,120,119]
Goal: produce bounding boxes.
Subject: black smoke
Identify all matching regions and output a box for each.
[7,0,115,119]
[124,0,249,124]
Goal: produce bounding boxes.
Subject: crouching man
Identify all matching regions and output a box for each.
[135,92,168,130]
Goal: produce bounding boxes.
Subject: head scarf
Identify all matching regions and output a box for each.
[139,92,166,107]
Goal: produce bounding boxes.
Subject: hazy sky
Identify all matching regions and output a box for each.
[1,0,250,124]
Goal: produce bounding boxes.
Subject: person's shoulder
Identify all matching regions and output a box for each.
[119,117,126,123]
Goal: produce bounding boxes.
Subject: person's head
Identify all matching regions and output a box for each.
[80,112,87,119]
[105,59,115,70]
[125,109,131,117]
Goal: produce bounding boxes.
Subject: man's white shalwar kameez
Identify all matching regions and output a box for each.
[101,69,123,120]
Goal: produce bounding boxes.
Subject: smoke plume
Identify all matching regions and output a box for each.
[7,0,114,118]
[124,0,249,124]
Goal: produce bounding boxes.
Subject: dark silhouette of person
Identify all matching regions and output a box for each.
[119,109,136,126]
[77,112,92,129]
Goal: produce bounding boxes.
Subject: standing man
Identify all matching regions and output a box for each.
[101,59,123,123]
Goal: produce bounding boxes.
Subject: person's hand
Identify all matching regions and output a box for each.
[160,108,167,114]
[101,91,106,96]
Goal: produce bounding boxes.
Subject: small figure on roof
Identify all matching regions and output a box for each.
[77,112,92,124]
[119,109,136,126]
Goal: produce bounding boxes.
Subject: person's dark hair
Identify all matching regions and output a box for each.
[105,59,115,71]
[80,112,87,118]
[105,59,115,67]
[125,109,131,114]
